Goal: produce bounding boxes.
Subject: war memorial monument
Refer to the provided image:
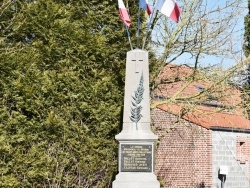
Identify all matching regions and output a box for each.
[113,0,180,187]
[112,49,160,188]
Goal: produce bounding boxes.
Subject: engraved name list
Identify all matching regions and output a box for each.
[120,144,152,172]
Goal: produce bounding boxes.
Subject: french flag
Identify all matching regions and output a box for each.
[139,0,152,15]
[155,0,181,23]
[118,0,131,27]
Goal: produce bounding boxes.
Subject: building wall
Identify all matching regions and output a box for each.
[152,108,213,188]
[212,131,250,188]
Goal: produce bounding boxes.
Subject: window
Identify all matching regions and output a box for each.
[236,138,247,164]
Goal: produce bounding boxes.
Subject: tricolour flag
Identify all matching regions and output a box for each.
[118,0,131,27]
[139,0,152,15]
[155,0,181,23]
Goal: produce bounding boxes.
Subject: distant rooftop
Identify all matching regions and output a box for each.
[157,103,250,131]
[153,63,250,130]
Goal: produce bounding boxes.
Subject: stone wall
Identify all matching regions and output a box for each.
[152,107,250,188]
[212,131,250,188]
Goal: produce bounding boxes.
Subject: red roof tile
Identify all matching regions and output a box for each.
[153,63,250,130]
[157,103,250,130]
[153,63,243,114]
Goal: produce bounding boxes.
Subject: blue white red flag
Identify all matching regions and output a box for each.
[118,0,131,27]
[155,0,181,22]
[139,0,152,15]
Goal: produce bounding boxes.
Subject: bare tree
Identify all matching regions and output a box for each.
[146,0,250,115]
[149,0,247,66]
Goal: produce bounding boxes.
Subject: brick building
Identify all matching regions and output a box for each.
[151,64,250,188]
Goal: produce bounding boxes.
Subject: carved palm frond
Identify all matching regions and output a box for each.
[130,73,144,129]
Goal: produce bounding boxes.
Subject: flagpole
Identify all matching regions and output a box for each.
[137,6,141,49]
[142,8,156,50]
[125,25,133,50]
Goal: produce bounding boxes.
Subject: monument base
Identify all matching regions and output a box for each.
[112,140,160,188]
[112,172,160,188]
[115,122,158,141]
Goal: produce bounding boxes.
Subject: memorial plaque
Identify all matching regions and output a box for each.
[120,144,152,172]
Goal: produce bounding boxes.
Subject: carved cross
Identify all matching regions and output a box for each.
[132,59,143,73]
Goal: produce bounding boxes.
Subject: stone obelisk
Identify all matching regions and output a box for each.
[112,49,160,188]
